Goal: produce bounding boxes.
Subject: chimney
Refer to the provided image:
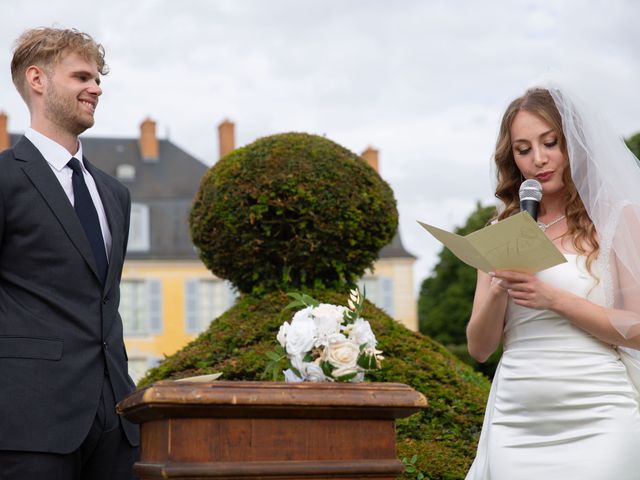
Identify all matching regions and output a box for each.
[218,119,235,158]
[361,145,379,172]
[139,117,159,161]
[0,112,9,151]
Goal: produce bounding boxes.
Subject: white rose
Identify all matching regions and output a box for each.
[291,306,314,325]
[326,332,347,344]
[311,303,347,346]
[350,318,377,349]
[323,340,360,376]
[276,321,290,348]
[332,365,360,379]
[303,362,328,382]
[283,368,303,382]
[285,309,315,356]
[289,353,305,374]
[312,303,346,323]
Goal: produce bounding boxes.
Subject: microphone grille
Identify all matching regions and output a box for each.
[519,178,542,202]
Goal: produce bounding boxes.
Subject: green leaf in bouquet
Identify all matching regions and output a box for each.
[284,299,306,310]
[320,360,334,377]
[357,352,377,370]
[289,366,303,379]
[342,309,357,325]
[335,371,358,382]
[284,292,320,310]
[265,351,282,361]
[303,352,314,363]
[262,358,285,381]
[262,346,289,381]
[300,293,320,307]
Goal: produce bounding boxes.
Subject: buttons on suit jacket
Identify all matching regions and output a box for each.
[102,295,110,305]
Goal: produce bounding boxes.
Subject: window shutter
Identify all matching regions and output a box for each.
[148,279,163,334]
[185,279,200,333]
[120,281,134,335]
[127,203,150,252]
[381,277,394,316]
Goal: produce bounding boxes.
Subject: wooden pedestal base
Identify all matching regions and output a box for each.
[118,381,426,479]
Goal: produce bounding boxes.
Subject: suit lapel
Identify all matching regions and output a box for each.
[14,137,102,283]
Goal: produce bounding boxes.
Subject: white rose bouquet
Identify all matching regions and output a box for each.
[264,289,383,382]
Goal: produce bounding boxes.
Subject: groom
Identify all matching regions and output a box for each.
[0,27,139,479]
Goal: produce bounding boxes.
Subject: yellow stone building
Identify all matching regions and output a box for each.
[2,112,416,382]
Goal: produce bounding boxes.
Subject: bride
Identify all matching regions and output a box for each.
[465,84,640,479]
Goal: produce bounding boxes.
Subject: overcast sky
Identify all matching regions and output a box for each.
[1,0,639,292]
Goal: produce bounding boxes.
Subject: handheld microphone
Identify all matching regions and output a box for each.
[519,179,542,221]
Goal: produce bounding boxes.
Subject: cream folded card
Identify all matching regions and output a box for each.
[174,373,223,382]
[418,211,567,274]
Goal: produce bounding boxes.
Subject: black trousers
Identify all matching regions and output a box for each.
[0,375,139,480]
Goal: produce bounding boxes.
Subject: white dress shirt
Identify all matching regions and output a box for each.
[25,128,112,259]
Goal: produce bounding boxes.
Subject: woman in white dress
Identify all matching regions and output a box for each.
[465,84,640,480]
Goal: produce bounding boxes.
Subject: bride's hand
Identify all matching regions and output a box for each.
[490,270,559,310]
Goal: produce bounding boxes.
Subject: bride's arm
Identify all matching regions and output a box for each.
[494,270,640,349]
[466,270,509,362]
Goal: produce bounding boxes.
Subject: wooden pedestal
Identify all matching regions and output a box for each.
[118,381,426,479]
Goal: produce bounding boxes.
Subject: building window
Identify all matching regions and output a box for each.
[120,279,162,336]
[127,203,150,252]
[127,355,160,384]
[116,164,136,181]
[358,276,394,316]
[185,279,236,334]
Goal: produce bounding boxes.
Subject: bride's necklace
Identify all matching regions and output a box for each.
[537,214,566,231]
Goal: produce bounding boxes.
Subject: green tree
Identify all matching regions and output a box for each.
[418,202,501,377]
[625,132,640,160]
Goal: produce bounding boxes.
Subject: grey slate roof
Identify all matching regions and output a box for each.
[379,232,416,259]
[8,132,415,260]
[79,136,208,260]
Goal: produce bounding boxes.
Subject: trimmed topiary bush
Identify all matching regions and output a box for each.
[139,290,490,480]
[190,132,398,294]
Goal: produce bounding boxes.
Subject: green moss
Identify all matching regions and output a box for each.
[140,289,489,479]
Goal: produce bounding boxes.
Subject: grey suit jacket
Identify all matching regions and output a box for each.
[0,136,139,452]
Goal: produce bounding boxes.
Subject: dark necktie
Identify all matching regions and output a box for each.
[67,158,108,285]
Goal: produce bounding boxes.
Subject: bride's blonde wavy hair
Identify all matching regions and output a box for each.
[494,88,599,274]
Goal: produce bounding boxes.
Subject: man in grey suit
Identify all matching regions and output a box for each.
[0,27,139,479]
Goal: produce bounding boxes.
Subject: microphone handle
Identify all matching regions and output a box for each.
[520,199,539,221]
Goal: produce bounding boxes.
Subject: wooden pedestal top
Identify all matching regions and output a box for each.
[118,381,427,423]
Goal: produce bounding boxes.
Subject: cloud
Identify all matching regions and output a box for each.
[1,0,638,292]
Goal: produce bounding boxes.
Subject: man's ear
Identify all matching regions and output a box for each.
[25,65,47,95]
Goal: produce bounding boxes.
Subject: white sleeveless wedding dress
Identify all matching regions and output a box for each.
[466,255,640,480]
